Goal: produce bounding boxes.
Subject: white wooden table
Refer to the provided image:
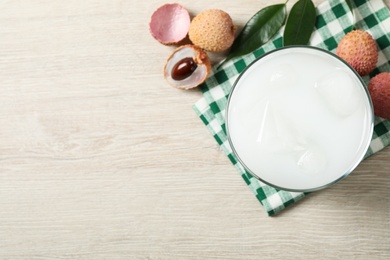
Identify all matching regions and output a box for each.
[1,0,389,259]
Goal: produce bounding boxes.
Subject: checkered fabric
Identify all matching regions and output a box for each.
[193,0,390,216]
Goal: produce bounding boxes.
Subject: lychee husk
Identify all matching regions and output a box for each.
[368,72,390,119]
[164,45,211,90]
[149,3,191,45]
[189,9,236,52]
[336,30,378,76]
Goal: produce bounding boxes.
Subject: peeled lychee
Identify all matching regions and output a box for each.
[368,72,390,119]
[164,45,211,90]
[189,9,236,52]
[336,30,378,76]
[149,3,191,45]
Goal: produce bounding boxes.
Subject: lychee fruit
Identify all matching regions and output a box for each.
[164,45,211,90]
[149,3,191,45]
[188,9,236,52]
[368,72,390,119]
[336,30,378,76]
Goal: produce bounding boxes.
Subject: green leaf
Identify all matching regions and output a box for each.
[283,0,316,46]
[218,3,287,69]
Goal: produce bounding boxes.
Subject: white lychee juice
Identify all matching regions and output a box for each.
[226,46,373,192]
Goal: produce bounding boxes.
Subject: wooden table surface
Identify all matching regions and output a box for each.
[1,0,389,259]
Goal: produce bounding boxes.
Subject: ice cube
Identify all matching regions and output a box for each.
[253,100,288,150]
[315,69,361,117]
[238,96,269,137]
[255,101,287,148]
[295,142,327,175]
[255,102,307,153]
[256,100,271,144]
[267,63,297,89]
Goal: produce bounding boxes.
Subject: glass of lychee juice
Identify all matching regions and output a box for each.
[226,46,374,192]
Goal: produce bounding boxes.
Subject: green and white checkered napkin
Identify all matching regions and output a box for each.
[193,0,390,216]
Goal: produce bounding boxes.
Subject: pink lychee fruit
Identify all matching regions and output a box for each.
[368,72,390,119]
[336,30,378,76]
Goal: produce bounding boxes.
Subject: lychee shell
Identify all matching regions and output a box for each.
[336,30,378,76]
[368,72,390,119]
[149,3,190,45]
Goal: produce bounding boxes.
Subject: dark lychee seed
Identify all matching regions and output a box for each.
[171,57,198,81]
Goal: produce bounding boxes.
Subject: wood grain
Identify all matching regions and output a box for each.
[0,0,389,259]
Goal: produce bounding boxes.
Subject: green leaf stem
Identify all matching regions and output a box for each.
[283,0,316,46]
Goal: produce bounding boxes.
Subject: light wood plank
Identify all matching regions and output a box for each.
[0,0,389,259]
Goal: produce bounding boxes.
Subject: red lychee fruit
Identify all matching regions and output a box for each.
[336,30,378,76]
[368,72,390,119]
